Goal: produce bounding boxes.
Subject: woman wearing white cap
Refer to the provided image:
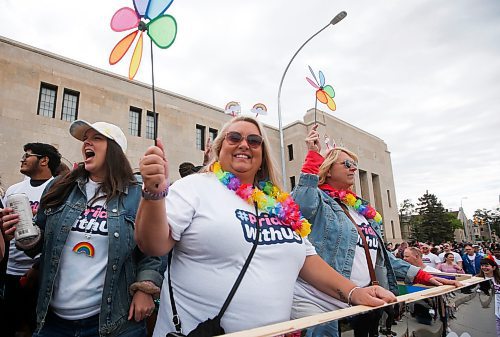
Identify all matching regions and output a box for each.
[3,120,163,337]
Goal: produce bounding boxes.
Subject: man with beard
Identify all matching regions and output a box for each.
[0,143,61,337]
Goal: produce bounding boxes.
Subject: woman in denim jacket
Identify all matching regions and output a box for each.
[291,125,461,337]
[3,120,163,337]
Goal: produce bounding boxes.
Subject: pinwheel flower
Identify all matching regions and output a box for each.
[109,0,177,80]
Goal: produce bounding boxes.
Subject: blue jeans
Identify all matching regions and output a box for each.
[33,311,147,337]
[306,321,339,337]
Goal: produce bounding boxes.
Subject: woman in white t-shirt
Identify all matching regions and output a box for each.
[3,121,163,337]
[135,116,397,336]
[477,256,500,336]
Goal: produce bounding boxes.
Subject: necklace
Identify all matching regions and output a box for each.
[318,184,382,224]
[212,161,311,237]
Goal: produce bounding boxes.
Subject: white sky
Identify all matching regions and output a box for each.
[1,0,499,218]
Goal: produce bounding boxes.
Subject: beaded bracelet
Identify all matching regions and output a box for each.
[347,286,361,307]
[142,183,169,200]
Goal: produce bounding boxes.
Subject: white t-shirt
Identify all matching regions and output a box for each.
[292,204,379,314]
[153,174,316,336]
[422,252,441,269]
[438,251,462,263]
[494,278,500,318]
[2,178,52,276]
[50,180,109,319]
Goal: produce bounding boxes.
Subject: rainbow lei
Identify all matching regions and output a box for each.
[212,161,311,237]
[319,184,383,224]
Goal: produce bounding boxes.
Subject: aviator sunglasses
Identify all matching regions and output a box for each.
[337,159,358,169]
[225,131,263,149]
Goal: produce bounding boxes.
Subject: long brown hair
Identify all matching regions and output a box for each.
[40,139,136,208]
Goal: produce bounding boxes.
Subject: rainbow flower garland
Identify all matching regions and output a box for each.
[319,184,383,224]
[212,161,311,237]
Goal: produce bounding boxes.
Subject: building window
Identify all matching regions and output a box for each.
[146,111,158,140]
[391,220,395,239]
[209,128,218,142]
[290,176,296,190]
[37,82,57,118]
[387,190,392,208]
[61,89,79,122]
[287,144,294,161]
[129,107,142,137]
[196,125,205,150]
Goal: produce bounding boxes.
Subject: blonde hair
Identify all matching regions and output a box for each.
[318,147,359,185]
[202,116,282,189]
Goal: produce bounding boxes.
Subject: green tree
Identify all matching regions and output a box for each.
[473,208,500,240]
[412,191,455,242]
[399,199,416,240]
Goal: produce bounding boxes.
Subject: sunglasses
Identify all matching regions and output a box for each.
[337,159,358,169]
[225,131,263,149]
[21,153,44,161]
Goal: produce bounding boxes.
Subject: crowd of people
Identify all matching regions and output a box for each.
[0,117,497,337]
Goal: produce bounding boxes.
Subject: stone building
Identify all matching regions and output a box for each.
[0,35,402,242]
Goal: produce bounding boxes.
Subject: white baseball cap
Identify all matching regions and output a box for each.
[70,120,127,153]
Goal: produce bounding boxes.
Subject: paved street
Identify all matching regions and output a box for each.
[338,289,496,337]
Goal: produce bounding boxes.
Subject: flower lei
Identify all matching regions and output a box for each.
[212,161,311,237]
[318,184,383,224]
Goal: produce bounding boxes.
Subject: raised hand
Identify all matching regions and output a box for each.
[139,138,169,193]
[305,124,321,153]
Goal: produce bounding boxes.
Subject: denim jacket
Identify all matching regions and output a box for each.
[34,177,163,336]
[292,173,419,294]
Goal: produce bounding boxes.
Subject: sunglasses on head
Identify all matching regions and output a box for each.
[225,131,263,149]
[337,159,358,169]
[21,153,44,161]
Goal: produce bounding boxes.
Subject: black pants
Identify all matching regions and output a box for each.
[349,309,382,337]
[0,273,38,337]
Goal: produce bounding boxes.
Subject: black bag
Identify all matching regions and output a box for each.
[166,317,224,337]
[166,203,261,337]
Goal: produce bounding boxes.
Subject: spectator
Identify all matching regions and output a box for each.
[178,138,212,178]
[439,243,463,268]
[135,116,396,336]
[473,244,485,257]
[0,142,61,337]
[476,256,500,336]
[420,244,441,269]
[462,244,482,275]
[289,125,460,337]
[55,161,71,177]
[2,121,163,337]
[437,253,464,274]
[404,247,440,272]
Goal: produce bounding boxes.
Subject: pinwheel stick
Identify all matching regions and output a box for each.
[150,39,158,146]
[314,96,318,125]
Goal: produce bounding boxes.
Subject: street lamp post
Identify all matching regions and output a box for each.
[277,11,347,191]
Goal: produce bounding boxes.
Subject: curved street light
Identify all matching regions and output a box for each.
[277,11,347,190]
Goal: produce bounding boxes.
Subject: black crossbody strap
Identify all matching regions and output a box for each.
[167,202,261,333]
[217,202,261,318]
[167,252,182,333]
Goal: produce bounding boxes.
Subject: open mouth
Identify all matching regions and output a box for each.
[84,149,96,160]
